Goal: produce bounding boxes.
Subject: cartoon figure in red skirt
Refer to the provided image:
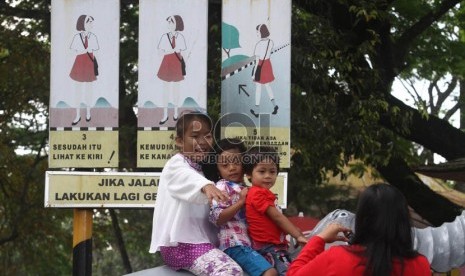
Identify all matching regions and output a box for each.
[251,24,278,118]
[69,14,99,125]
[157,15,187,125]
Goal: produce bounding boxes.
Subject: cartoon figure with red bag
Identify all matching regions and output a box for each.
[251,24,278,118]
[69,14,99,125]
[156,15,187,125]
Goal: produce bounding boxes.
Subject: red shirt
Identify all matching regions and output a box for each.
[288,236,431,276]
[245,186,287,247]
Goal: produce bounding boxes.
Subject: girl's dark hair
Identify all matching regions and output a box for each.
[242,146,279,177]
[76,15,93,31]
[174,111,212,140]
[350,183,417,276]
[215,138,247,155]
[76,15,87,31]
[256,24,270,38]
[202,138,246,181]
[167,15,184,31]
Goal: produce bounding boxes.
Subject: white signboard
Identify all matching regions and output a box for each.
[137,0,209,168]
[221,0,292,168]
[49,0,120,168]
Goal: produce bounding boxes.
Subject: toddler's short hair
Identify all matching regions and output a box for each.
[243,146,280,176]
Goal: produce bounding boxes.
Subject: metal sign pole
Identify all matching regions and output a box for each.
[73,209,93,276]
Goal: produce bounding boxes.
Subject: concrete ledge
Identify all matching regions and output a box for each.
[124,266,192,275]
[125,265,251,275]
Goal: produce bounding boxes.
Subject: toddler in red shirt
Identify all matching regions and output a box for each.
[243,146,307,276]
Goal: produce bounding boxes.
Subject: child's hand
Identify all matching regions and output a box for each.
[239,187,248,202]
[296,235,308,246]
[202,184,228,204]
[317,223,351,244]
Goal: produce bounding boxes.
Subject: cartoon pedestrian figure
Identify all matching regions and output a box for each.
[69,14,99,126]
[157,15,187,125]
[251,24,278,118]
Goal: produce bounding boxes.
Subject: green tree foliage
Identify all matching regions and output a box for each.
[393,2,465,164]
[289,0,465,225]
[1,0,465,274]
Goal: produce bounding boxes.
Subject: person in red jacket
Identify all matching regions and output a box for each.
[288,183,431,276]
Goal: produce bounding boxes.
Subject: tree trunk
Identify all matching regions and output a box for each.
[460,79,465,131]
[375,156,461,226]
[109,209,132,274]
[373,90,465,225]
[381,95,465,160]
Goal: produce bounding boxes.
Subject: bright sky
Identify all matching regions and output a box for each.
[391,78,460,127]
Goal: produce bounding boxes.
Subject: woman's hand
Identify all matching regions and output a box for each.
[202,184,228,204]
[316,223,352,244]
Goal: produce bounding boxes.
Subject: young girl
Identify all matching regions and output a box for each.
[287,183,430,276]
[244,146,307,276]
[208,138,278,276]
[149,111,242,275]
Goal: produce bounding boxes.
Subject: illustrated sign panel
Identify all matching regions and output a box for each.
[221,0,291,168]
[137,0,208,168]
[49,0,120,168]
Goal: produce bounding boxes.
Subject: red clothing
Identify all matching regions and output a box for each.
[288,236,431,276]
[245,186,287,248]
[157,52,184,82]
[69,52,96,82]
[254,59,275,84]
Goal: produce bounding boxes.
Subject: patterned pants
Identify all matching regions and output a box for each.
[189,248,243,276]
